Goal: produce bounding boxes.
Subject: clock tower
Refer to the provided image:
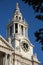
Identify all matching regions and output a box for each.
[6,3,40,65]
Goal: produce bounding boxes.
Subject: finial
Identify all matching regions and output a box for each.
[16,2,19,10]
[16,2,18,6]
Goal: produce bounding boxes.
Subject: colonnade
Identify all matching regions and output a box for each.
[0,52,11,65]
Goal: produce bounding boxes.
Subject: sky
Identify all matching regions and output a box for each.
[0,0,43,65]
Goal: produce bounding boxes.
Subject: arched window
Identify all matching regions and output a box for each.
[15,23,18,33]
[21,25,23,35]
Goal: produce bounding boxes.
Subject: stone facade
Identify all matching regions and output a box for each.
[0,3,40,65]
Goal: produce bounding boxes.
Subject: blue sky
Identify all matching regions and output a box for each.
[0,0,43,65]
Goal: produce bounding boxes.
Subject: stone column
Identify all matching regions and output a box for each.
[15,60,17,65]
[5,53,8,65]
[23,27,25,37]
[3,56,5,65]
[27,28,28,38]
[18,24,19,34]
[25,28,26,37]
[9,55,12,65]
[19,25,21,35]
[9,55,11,65]
[25,28,28,37]
[13,23,15,34]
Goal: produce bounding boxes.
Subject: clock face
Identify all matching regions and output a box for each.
[21,41,29,52]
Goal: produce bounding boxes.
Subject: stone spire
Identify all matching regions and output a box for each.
[15,2,21,14]
[12,2,22,21]
[16,2,20,10]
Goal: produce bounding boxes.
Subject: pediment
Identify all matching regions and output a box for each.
[0,35,14,51]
